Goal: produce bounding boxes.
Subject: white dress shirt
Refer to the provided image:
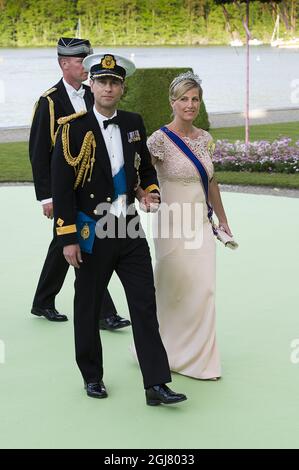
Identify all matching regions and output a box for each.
[41,79,87,206]
[93,106,127,217]
[62,78,87,113]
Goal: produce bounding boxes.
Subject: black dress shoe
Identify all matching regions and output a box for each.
[145,384,187,406]
[99,314,131,331]
[31,307,68,322]
[84,381,108,399]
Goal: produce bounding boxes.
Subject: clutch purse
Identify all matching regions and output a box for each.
[76,211,96,254]
[216,227,239,250]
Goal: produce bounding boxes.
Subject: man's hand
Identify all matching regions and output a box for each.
[135,186,145,202]
[63,244,82,269]
[139,192,160,213]
[42,202,53,219]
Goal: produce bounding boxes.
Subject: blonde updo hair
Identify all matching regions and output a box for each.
[169,71,203,103]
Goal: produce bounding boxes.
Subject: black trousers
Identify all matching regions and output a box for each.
[73,221,171,389]
[32,233,117,320]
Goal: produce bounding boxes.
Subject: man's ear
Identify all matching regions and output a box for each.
[90,79,94,93]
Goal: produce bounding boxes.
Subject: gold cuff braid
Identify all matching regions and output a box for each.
[56,224,77,236]
[145,184,160,193]
[61,123,96,189]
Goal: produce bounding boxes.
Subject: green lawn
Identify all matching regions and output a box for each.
[215,171,299,189]
[0,120,299,188]
[210,122,299,142]
[0,142,31,181]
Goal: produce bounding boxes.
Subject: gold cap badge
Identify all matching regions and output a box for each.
[101,55,116,70]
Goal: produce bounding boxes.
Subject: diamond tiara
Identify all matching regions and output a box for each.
[170,71,202,88]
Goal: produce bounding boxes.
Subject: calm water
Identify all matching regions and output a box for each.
[0,45,298,127]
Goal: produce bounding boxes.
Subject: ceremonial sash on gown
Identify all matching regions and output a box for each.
[160,126,217,234]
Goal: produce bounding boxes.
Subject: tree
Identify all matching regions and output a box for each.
[0,0,294,47]
[120,68,210,135]
[215,0,282,145]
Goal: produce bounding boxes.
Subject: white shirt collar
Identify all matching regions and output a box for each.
[62,78,84,94]
[93,105,117,129]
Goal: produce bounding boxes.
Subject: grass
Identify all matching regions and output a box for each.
[0,142,31,181]
[210,122,298,142]
[0,120,299,188]
[215,171,299,189]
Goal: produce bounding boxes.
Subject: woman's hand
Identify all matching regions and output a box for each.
[218,221,232,237]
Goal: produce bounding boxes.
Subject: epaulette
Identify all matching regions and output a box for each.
[31,87,57,126]
[57,110,87,126]
[42,87,57,98]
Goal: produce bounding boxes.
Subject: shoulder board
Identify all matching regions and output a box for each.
[57,110,87,126]
[42,87,57,98]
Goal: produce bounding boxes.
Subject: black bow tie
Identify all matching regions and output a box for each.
[103,116,120,129]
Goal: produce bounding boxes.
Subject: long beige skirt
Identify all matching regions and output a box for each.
[153,178,221,379]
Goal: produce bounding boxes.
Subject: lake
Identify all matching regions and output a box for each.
[0,45,298,127]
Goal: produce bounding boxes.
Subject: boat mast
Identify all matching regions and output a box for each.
[271,14,279,43]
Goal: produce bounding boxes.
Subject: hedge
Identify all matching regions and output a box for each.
[120,67,210,136]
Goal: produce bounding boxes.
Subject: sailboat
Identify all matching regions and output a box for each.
[248,38,263,46]
[278,38,299,49]
[230,38,263,47]
[230,39,243,47]
[271,15,299,48]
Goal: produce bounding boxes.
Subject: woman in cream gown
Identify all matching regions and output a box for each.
[146,72,232,380]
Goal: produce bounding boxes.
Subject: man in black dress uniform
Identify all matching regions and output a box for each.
[51,52,187,405]
[29,37,130,330]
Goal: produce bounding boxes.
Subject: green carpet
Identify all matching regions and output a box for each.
[0,186,299,449]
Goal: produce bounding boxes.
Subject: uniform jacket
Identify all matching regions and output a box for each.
[51,109,159,247]
[29,79,93,201]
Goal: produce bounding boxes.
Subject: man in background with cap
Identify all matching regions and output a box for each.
[29,38,130,331]
[51,52,187,406]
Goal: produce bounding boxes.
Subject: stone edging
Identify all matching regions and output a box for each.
[1,105,299,142]
[219,184,299,199]
[0,182,298,199]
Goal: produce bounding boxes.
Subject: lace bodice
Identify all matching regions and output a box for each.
[147,128,214,183]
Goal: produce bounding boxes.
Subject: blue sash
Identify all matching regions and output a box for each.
[76,211,96,254]
[160,126,214,226]
[113,165,127,200]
